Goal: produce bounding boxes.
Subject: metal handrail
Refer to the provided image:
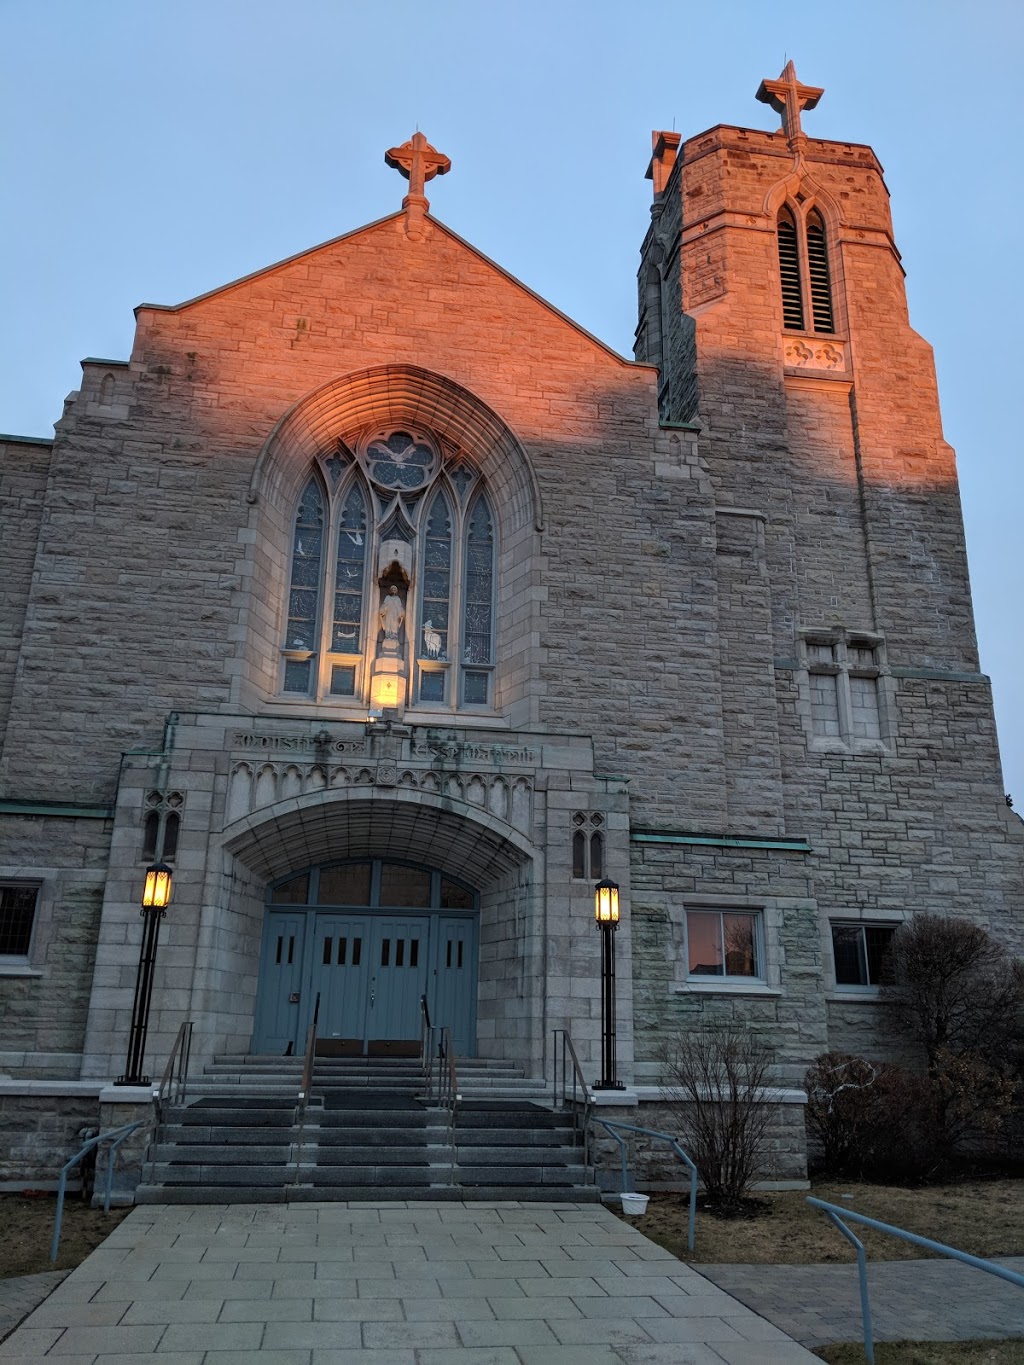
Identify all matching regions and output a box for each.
[292,993,321,1186]
[152,1020,193,1140]
[551,1028,594,1168]
[422,1023,460,1181]
[51,1121,148,1262]
[420,994,432,1077]
[807,1197,1024,1365]
[594,1118,698,1253]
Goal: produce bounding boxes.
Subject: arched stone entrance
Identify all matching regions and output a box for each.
[205,788,539,1068]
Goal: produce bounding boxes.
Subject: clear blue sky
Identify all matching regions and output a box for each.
[2,0,1022,801]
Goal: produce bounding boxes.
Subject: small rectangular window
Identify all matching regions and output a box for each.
[395,938,405,967]
[686,909,761,981]
[832,923,896,987]
[462,671,489,706]
[381,938,390,967]
[322,937,333,965]
[330,664,356,697]
[409,938,419,968]
[352,937,362,966]
[337,937,347,966]
[0,885,38,958]
[849,676,881,740]
[810,672,841,737]
[419,670,446,703]
[283,659,312,694]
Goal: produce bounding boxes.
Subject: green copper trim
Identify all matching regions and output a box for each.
[890,667,987,683]
[632,830,811,852]
[0,800,114,820]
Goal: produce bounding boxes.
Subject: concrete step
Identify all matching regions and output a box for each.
[135,1182,602,1205]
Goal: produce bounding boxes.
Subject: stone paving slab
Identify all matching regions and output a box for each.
[701,1256,1024,1348]
[0,1272,68,1345]
[0,1201,818,1362]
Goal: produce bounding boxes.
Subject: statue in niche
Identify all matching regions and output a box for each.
[379,585,405,652]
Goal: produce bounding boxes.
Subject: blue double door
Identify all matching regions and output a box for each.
[253,908,477,1057]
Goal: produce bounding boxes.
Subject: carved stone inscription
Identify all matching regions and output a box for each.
[413,741,536,766]
[232,732,365,755]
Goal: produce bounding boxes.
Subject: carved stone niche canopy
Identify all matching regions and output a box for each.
[783,336,847,373]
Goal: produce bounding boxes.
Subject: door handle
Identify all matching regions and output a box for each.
[369,990,375,1007]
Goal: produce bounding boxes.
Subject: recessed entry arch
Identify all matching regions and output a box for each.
[220,789,538,1064]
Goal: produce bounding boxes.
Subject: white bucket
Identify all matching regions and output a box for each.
[620,1192,649,1216]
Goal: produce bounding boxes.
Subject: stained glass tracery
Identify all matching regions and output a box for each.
[283,433,495,708]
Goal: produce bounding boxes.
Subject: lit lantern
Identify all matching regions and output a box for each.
[594,877,620,928]
[142,861,174,910]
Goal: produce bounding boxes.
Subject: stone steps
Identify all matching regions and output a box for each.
[136,1056,597,1204]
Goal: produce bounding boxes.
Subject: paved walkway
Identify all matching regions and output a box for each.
[0,1200,816,1363]
[0,1273,67,1346]
[702,1257,1024,1350]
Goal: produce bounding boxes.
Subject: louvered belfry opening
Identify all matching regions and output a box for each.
[777,210,804,330]
[806,212,835,333]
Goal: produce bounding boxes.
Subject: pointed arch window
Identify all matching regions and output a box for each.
[279,431,497,713]
[778,203,835,335]
[806,211,834,333]
[417,491,453,703]
[283,478,325,694]
[462,494,495,706]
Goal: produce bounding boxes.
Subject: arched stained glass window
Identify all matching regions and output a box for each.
[333,485,367,652]
[279,434,499,711]
[462,494,494,705]
[418,492,452,703]
[328,484,367,697]
[284,478,324,693]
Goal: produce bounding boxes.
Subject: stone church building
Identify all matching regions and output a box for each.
[2,68,1021,1163]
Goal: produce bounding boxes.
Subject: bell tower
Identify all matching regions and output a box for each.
[636,64,979,676]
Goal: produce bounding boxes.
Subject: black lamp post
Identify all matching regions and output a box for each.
[594,876,624,1090]
[115,861,173,1087]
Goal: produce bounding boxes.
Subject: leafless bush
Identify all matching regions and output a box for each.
[804,1052,880,1174]
[662,1025,780,1209]
[882,914,1024,1070]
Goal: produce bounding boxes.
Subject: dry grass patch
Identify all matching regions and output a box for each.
[617,1179,1024,1264]
[816,1344,1024,1364]
[0,1195,130,1278]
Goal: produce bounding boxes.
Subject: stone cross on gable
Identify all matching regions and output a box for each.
[385,132,451,236]
[756,61,824,148]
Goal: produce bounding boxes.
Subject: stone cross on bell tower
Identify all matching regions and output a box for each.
[756,61,824,151]
[385,131,451,240]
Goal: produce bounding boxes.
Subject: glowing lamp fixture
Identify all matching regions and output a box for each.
[142,861,174,910]
[594,877,620,928]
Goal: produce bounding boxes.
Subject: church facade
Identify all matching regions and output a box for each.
[2,71,1021,1159]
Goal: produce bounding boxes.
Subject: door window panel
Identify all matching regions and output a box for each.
[318,862,372,905]
[379,864,431,907]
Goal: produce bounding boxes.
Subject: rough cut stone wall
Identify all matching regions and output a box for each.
[0,1093,100,1183]
[0,813,109,1078]
[0,437,50,757]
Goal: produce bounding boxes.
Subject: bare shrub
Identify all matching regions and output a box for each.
[882,914,1024,1162]
[882,914,1024,1069]
[662,1025,780,1210]
[804,1052,880,1174]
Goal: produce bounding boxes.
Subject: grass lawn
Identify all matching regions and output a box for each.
[616,1178,1024,1264]
[815,1345,1024,1363]
[0,1195,130,1278]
